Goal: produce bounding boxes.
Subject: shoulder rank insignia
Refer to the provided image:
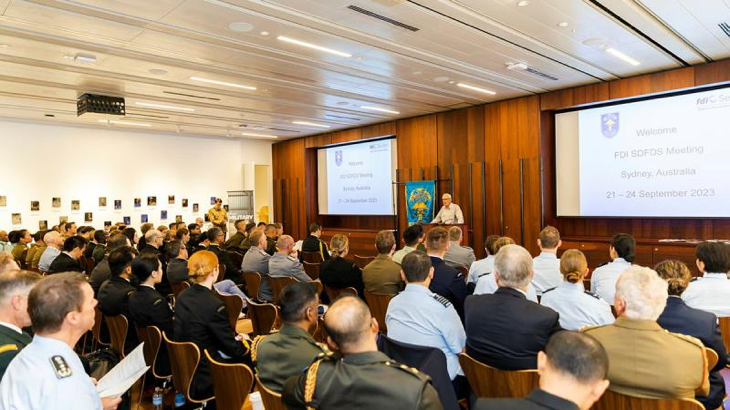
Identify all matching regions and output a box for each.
[431,294,452,308]
[0,344,18,354]
[251,335,266,363]
[50,355,72,379]
[584,290,601,299]
[477,272,492,278]
[153,298,163,305]
[385,360,429,380]
[216,305,226,313]
[542,287,557,294]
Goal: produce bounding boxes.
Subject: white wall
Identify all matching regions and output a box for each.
[0,120,273,232]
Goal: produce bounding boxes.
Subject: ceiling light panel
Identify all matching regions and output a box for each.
[456,83,497,95]
[292,120,331,128]
[135,102,195,112]
[605,47,641,66]
[189,76,257,90]
[277,36,352,58]
[360,105,400,114]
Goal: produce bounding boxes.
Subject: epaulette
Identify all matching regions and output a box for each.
[478,272,492,278]
[303,352,336,410]
[579,324,608,332]
[542,287,557,294]
[50,355,72,379]
[0,344,18,354]
[431,294,452,308]
[251,335,266,363]
[384,360,430,382]
[125,290,134,298]
[153,298,164,306]
[216,305,226,313]
[584,290,601,299]
[667,331,704,348]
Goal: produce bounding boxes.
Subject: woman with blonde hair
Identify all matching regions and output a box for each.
[319,234,364,301]
[540,249,614,330]
[173,250,250,400]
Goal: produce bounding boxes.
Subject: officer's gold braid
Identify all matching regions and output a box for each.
[304,359,321,410]
[250,335,264,363]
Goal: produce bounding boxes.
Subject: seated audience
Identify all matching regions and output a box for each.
[97,246,138,353]
[474,237,539,302]
[237,222,256,253]
[269,235,312,283]
[140,229,171,294]
[656,260,727,409]
[0,231,11,253]
[540,250,614,330]
[175,227,190,246]
[582,266,709,399]
[301,222,330,261]
[225,219,248,249]
[48,235,87,274]
[591,233,635,305]
[467,234,500,285]
[392,224,424,265]
[89,230,107,263]
[320,234,364,297]
[121,227,139,248]
[532,226,563,295]
[207,227,244,285]
[443,226,475,270]
[682,241,730,317]
[241,231,273,301]
[362,230,404,295]
[129,254,174,335]
[283,296,440,409]
[89,233,130,295]
[0,270,41,380]
[0,252,19,273]
[174,251,249,400]
[0,273,122,409]
[263,224,279,255]
[253,282,326,393]
[37,231,63,273]
[426,227,467,320]
[386,251,467,396]
[28,231,48,270]
[465,244,561,370]
[475,331,609,410]
[137,222,154,252]
[11,229,31,264]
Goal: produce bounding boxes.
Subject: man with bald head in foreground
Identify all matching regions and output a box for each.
[283,296,442,409]
[268,235,313,283]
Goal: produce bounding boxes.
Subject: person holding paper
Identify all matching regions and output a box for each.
[0,272,122,410]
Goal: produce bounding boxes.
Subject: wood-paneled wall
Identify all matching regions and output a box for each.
[273,59,730,258]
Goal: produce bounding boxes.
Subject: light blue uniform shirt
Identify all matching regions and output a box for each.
[540,281,615,330]
[682,273,730,317]
[386,284,466,380]
[38,247,61,273]
[0,335,102,410]
[467,255,494,284]
[590,258,632,306]
[531,252,562,295]
[473,272,539,302]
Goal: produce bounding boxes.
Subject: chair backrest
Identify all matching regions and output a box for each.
[324,285,358,302]
[136,325,170,379]
[717,317,730,354]
[171,281,190,299]
[217,263,226,282]
[353,255,375,269]
[242,271,262,300]
[704,347,718,370]
[256,374,288,410]
[302,261,320,280]
[163,331,211,403]
[92,306,110,348]
[214,290,243,331]
[105,314,129,358]
[301,251,323,263]
[204,350,253,410]
[458,353,538,398]
[248,300,279,337]
[363,291,394,333]
[227,251,243,269]
[592,390,704,410]
[270,276,297,305]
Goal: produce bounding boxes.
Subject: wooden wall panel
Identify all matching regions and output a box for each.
[330,128,361,144]
[396,116,438,169]
[695,60,730,86]
[609,67,695,99]
[361,121,396,139]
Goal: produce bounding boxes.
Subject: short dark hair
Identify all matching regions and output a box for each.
[375,230,395,254]
[484,235,500,255]
[167,240,185,259]
[696,242,730,273]
[93,230,107,243]
[257,222,266,228]
[109,246,135,277]
[401,251,432,283]
[107,233,130,252]
[169,222,177,229]
[63,235,87,252]
[425,227,449,252]
[121,227,136,245]
[78,226,94,235]
[131,254,161,282]
[8,231,19,243]
[545,331,608,382]
[34,230,48,242]
[207,227,223,242]
[611,233,636,263]
[308,222,322,234]
[140,223,154,234]
[234,220,246,230]
[28,273,88,334]
[245,222,256,234]
[539,226,561,249]
[403,224,423,247]
[280,282,318,323]
[187,223,198,232]
[175,228,189,240]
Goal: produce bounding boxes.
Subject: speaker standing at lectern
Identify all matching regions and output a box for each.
[432,193,464,224]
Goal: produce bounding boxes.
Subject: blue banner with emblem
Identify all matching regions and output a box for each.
[405,180,436,224]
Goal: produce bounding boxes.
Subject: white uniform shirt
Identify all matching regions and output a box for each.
[682,272,730,317]
[392,246,417,265]
[432,204,464,224]
[590,258,632,306]
[473,273,538,302]
[531,252,562,295]
[0,335,102,410]
[540,281,615,330]
[467,255,494,284]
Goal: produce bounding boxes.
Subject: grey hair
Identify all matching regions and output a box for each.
[442,193,452,199]
[0,270,42,307]
[494,244,533,288]
[615,266,668,320]
[144,229,162,243]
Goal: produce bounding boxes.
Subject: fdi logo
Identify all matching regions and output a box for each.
[335,150,343,166]
[601,113,619,138]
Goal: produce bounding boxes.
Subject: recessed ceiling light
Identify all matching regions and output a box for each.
[292,120,330,128]
[242,132,278,139]
[260,31,270,36]
[361,106,400,115]
[517,0,530,6]
[277,36,352,58]
[606,47,640,66]
[558,22,568,27]
[135,102,195,112]
[149,68,168,75]
[74,53,97,64]
[457,83,497,95]
[190,76,257,90]
[433,76,449,82]
[229,22,254,32]
[99,119,151,127]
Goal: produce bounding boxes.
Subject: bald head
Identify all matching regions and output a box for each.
[276,235,294,255]
[0,231,7,242]
[323,296,376,353]
[43,231,63,248]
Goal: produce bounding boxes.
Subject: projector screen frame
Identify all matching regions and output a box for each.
[552,81,730,220]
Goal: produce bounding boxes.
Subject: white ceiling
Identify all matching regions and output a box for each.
[0,0,725,140]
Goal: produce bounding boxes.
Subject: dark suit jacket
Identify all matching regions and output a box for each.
[320,257,364,298]
[0,324,32,380]
[167,258,189,284]
[465,287,561,370]
[208,244,243,285]
[474,389,580,410]
[48,252,83,274]
[129,285,173,376]
[301,235,330,260]
[140,245,171,296]
[98,276,139,354]
[428,256,467,320]
[657,296,728,409]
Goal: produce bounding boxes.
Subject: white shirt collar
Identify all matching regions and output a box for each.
[612,257,630,264]
[0,321,22,334]
[141,283,155,289]
[704,272,728,279]
[538,251,558,259]
[513,287,528,297]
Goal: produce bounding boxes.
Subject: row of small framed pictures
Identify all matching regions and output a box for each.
[8,211,208,229]
[1,196,220,211]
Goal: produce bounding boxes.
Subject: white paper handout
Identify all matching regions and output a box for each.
[96,343,150,398]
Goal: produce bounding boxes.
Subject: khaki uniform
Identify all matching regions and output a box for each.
[582,317,709,399]
[225,232,246,249]
[25,244,41,269]
[252,324,327,394]
[207,207,228,234]
[362,254,405,295]
[31,245,46,270]
[10,244,26,264]
[0,324,32,380]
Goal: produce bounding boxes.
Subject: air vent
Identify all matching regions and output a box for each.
[525,67,559,81]
[325,114,361,121]
[347,5,419,32]
[720,22,730,38]
[163,91,220,101]
[266,127,301,133]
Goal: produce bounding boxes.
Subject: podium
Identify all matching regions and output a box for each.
[422,223,470,247]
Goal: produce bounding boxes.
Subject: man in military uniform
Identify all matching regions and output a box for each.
[269,235,313,283]
[252,282,326,393]
[207,227,244,285]
[0,270,41,380]
[0,273,122,409]
[443,226,475,270]
[582,266,709,399]
[263,224,279,256]
[97,246,139,355]
[25,231,46,270]
[208,198,228,238]
[225,220,248,249]
[11,229,31,265]
[301,222,330,261]
[362,230,405,295]
[241,231,273,301]
[283,296,442,409]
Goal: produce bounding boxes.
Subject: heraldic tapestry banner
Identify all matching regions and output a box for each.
[405,180,435,224]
